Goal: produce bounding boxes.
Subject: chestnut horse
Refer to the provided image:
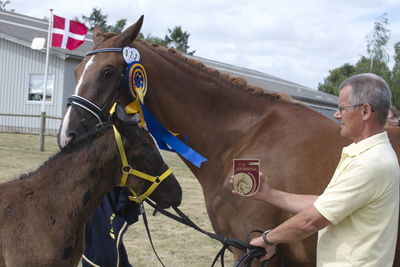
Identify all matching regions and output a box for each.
[57,16,400,266]
[0,106,182,267]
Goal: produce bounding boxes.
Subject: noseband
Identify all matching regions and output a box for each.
[113,125,172,203]
[67,73,125,129]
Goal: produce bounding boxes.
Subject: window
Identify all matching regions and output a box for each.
[28,74,54,102]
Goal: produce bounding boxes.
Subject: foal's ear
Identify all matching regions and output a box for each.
[93,25,105,45]
[115,103,140,125]
[118,15,144,47]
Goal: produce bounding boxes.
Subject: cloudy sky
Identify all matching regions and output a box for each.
[7,0,400,90]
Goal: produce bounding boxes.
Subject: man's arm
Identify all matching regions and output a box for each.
[231,172,319,214]
[251,205,331,261]
[261,189,318,214]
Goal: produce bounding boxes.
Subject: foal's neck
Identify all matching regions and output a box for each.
[31,129,119,222]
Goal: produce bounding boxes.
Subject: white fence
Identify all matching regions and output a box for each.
[0,113,62,151]
[0,113,62,136]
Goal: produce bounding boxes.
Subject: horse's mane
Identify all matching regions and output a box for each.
[96,31,294,103]
[136,40,295,104]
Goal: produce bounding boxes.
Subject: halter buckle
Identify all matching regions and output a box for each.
[122,165,132,174]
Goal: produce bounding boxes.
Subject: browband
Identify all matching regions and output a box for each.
[85,48,123,56]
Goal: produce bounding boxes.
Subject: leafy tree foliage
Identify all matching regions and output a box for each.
[319,12,399,109]
[318,63,356,95]
[78,8,126,33]
[391,42,400,108]
[0,0,14,11]
[138,26,195,55]
[366,13,390,68]
[108,18,127,34]
[354,56,391,81]
[138,33,167,47]
[164,26,195,55]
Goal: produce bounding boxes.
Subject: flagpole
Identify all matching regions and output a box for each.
[41,8,53,112]
[40,8,53,151]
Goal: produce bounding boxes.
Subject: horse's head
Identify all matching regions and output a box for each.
[58,16,144,147]
[112,104,182,209]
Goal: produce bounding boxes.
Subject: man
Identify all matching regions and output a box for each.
[82,187,140,267]
[386,105,399,128]
[232,73,399,266]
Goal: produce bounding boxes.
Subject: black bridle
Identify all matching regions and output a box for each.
[67,48,126,130]
[67,73,126,130]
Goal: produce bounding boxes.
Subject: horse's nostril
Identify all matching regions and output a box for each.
[173,190,183,207]
[67,131,77,143]
[174,197,182,207]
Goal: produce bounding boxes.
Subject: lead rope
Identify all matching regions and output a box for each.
[145,199,270,267]
[139,202,166,267]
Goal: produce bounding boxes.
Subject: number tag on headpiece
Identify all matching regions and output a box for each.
[123,46,140,64]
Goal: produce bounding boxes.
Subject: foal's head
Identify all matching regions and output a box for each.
[108,105,182,209]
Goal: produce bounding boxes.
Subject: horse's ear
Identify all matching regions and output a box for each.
[93,25,105,45]
[118,15,144,46]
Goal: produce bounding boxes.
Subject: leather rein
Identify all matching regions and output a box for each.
[145,199,269,267]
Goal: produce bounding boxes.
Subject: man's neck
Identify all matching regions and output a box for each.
[353,126,385,143]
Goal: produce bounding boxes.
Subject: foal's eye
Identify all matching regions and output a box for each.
[103,69,114,78]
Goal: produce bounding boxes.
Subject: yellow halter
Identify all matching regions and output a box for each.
[112,124,172,203]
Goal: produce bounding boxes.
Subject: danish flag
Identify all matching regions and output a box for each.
[52,14,88,50]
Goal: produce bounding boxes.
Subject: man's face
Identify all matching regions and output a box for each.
[334,85,363,141]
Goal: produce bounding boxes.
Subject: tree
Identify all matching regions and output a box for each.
[319,12,392,96]
[108,19,126,34]
[366,13,390,72]
[0,0,14,11]
[79,8,126,33]
[164,26,195,55]
[318,63,356,95]
[354,56,391,81]
[81,8,107,31]
[139,26,195,55]
[138,33,167,47]
[391,42,400,108]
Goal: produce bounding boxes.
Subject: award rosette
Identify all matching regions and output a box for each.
[233,159,260,196]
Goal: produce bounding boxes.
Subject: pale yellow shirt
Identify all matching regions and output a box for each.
[314,132,399,267]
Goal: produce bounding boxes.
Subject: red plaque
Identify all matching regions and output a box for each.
[233,159,260,196]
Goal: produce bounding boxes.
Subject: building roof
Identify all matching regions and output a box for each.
[0,10,337,107]
[0,9,93,59]
[188,55,338,107]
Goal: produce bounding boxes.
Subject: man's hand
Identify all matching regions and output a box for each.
[230,172,272,201]
[250,235,276,262]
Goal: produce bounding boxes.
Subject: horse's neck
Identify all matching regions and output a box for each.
[30,131,118,221]
[141,45,280,159]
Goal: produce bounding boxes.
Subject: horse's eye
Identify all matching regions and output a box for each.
[103,69,114,78]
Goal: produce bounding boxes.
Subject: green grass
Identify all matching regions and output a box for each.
[0,133,234,267]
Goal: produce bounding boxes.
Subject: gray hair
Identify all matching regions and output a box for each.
[339,73,391,125]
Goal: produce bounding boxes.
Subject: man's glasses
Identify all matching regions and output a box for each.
[337,104,364,114]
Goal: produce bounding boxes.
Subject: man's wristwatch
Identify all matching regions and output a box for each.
[262,230,275,246]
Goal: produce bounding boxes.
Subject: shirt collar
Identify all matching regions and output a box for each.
[342,132,389,157]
